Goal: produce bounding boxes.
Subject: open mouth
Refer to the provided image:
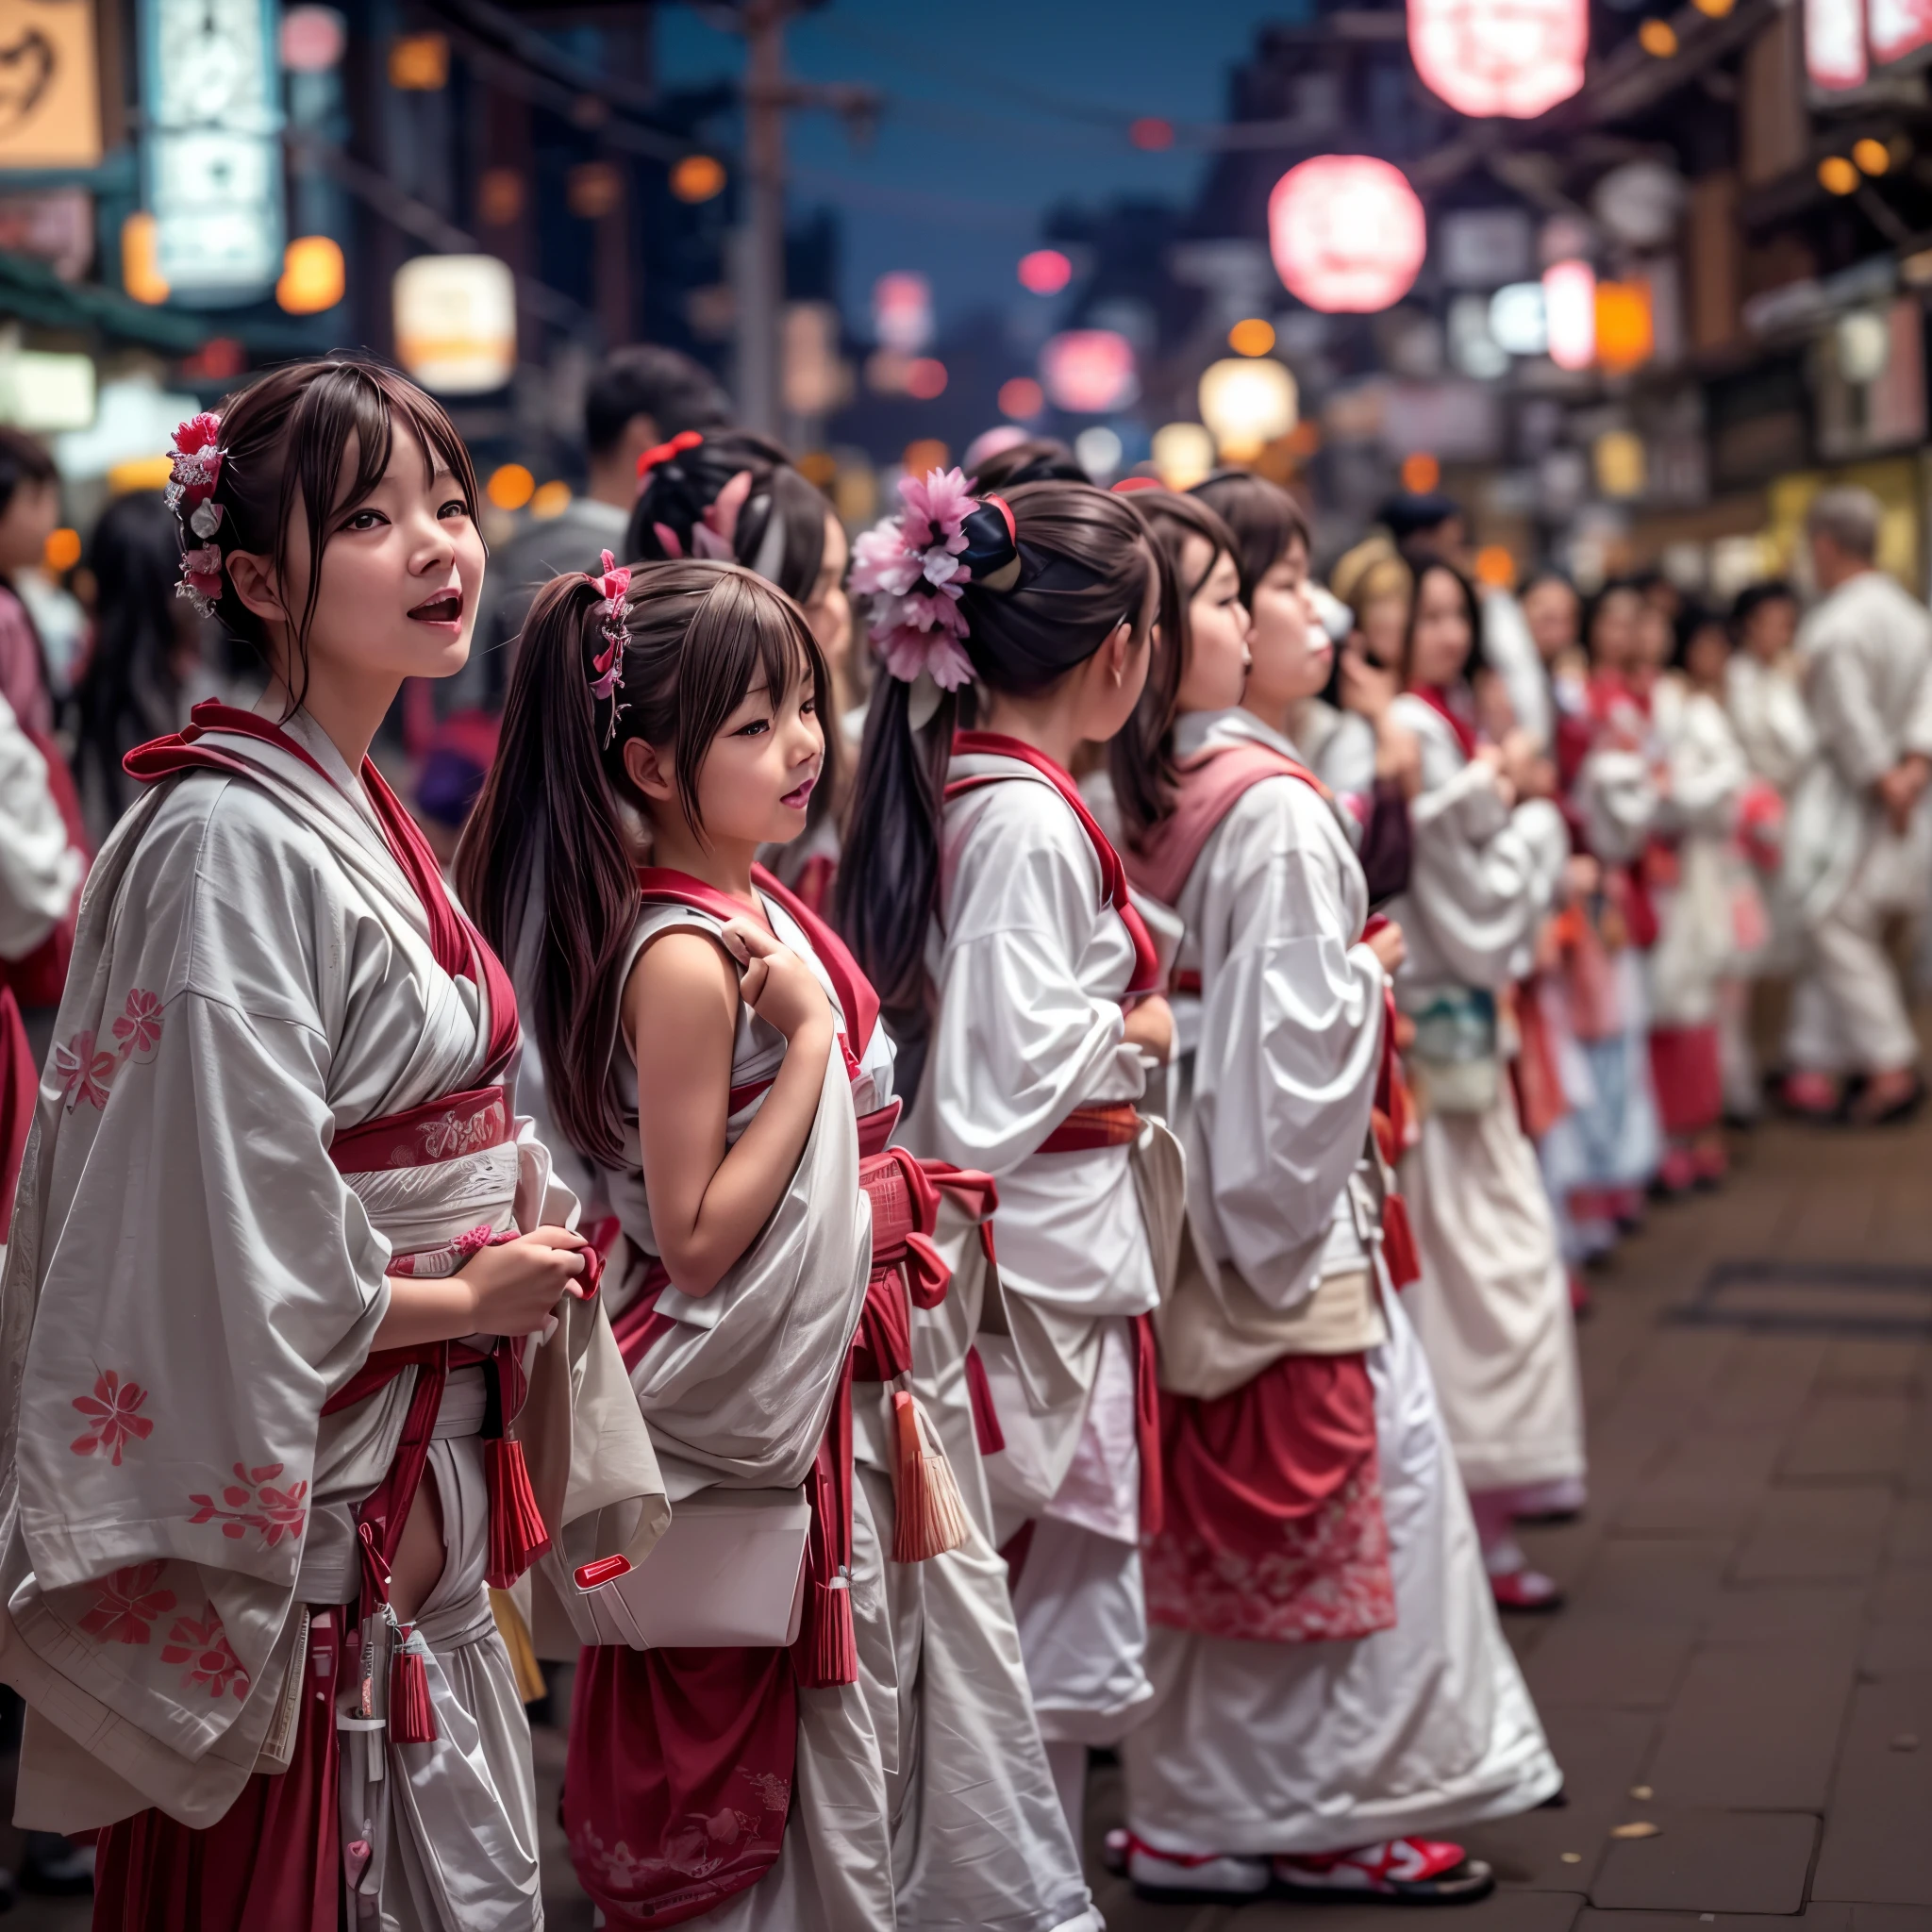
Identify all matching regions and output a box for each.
[781,774,817,811]
[408,587,463,625]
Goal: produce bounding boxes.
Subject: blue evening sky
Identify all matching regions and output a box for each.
[655,0,1305,327]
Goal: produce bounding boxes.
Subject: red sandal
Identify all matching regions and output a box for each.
[1273,1836,1494,1904]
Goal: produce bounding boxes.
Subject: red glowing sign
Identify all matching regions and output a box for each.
[1407,0,1587,119]
[1807,0,1869,87]
[1268,157,1427,315]
[1870,0,1932,65]
[1040,329,1138,414]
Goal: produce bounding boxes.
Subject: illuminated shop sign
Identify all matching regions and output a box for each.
[139,0,284,304]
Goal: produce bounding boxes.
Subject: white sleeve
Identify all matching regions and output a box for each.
[1194,785,1382,1304]
[1577,745,1660,862]
[0,689,80,960]
[924,799,1134,1175]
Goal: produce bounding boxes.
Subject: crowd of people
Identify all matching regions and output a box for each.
[0,343,1926,1929]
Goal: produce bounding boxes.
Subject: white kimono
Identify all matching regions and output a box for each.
[1384,695,1585,1499]
[593,884,896,1932]
[1726,651,1815,975]
[0,686,79,964]
[906,747,1158,1748]
[1121,707,1560,1854]
[0,707,663,1931]
[1782,570,1932,1074]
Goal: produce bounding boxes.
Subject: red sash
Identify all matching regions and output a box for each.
[945,731,1162,997]
[1408,682,1480,759]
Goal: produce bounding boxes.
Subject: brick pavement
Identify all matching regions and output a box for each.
[6,1101,1928,1929]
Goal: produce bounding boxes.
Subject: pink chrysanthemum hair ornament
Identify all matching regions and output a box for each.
[850,466,1021,693]
[586,549,632,745]
[167,412,227,615]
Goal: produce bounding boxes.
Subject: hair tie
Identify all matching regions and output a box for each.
[849,466,1021,689]
[586,550,631,745]
[167,412,227,615]
[636,428,703,484]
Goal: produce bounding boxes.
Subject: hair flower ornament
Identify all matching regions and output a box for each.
[167,412,228,615]
[851,466,1020,691]
[587,549,631,741]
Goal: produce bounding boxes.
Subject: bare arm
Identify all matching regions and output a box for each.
[625,923,834,1297]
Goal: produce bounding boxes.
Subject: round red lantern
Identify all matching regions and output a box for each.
[1407,0,1588,119]
[1268,157,1427,315]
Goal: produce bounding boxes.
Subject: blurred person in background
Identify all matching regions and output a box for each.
[72,490,210,841]
[0,427,60,738]
[1780,487,1932,1124]
[461,343,729,710]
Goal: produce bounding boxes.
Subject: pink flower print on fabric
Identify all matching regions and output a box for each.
[70,1371,155,1465]
[79,1564,178,1645]
[53,1030,116,1110]
[111,989,164,1063]
[161,1610,250,1699]
[189,1462,309,1547]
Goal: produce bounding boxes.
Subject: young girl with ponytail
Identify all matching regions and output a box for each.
[1102,490,1559,1907]
[839,472,1174,1852]
[1386,559,1586,1609]
[0,357,663,1931]
[461,553,1091,1931]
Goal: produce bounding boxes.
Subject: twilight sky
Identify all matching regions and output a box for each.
[656,0,1305,328]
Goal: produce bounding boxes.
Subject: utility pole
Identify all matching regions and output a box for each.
[735,0,786,438]
[727,0,877,439]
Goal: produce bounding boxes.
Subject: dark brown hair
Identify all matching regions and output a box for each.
[1190,469,1310,610]
[834,478,1156,1047]
[969,437,1089,491]
[1401,558,1487,690]
[1110,488,1239,846]
[457,559,827,1166]
[172,358,477,714]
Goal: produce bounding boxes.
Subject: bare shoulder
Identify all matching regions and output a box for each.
[624,924,740,1048]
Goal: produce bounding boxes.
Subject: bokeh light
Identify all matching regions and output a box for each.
[43,528,80,574]
[903,438,950,475]
[1854,138,1890,175]
[1819,155,1859,195]
[1401,452,1441,493]
[672,155,726,204]
[531,481,573,520]
[1041,329,1139,413]
[1018,249,1074,295]
[1198,357,1298,458]
[487,464,536,511]
[1269,157,1426,314]
[276,235,345,314]
[1409,0,1587,118]
[1152,422,1216,491]
[999,376,1045,419]
[1474,544,1518,589]
[1228,317,1276,357]
[1638,19,1677,57]
[1130,117,1174,150]
[1594,280,1654,372]
[906,358,948,401]
[1074,425,1124,478]
[1543,258,1597,370]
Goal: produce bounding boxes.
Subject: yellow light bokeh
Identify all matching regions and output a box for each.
[1228,317,1276,357]
[487,463,536,512]
[531,481,573,521]
[1594,280,1655,372]
[43,527,80,573]
[1853,138,1890,176]
[1819,155,1859,195]
[276,235,345,315]
[389,32,448,90]
[1638,19,1678,56]
[121,212,169,306]
[903,438,949,475]
[1690,0,1734,15]
[672,155,727,204]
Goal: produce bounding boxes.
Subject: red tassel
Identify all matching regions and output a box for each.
[1382,1192,1422,1291]
[890,1391,970,1563]
[389,1626,437,1743]
[798,1577,857,1689]
[485,1436,551,1589]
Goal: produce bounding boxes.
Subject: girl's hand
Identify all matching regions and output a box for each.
[1375,716,1422,795]
[1366,921,1407,974]
[1123,993,1174,1065]
[456,1226,588,1335]
[721,919,833,1042]
[1341,641,1398,722]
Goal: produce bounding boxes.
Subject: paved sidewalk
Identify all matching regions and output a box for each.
[1085,1098,1932,1930]
[7,1102,1927,1929]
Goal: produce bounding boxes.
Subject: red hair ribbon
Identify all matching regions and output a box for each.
[1109,476,1163,494]
[636,428,703,483]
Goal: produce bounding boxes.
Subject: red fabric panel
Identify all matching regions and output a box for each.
[564,1643,796,1928]
[1131,1311,1163,1539]
[1144,1351,1395,1644]
[1649,1023,1723,1137]
[325,1085,510,1174]
[0,987,32,1228]
[92,1610,342,1932]
[946,732,1162,994]
[752,863,879,1061]
[964,1344,1005,1456]
[1037,1102,1142,1153]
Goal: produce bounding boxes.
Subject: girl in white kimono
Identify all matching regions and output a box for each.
[463,550,1095,1932]
[839,474,1172,1851]
[1386,561,1584,1612]
[1105,491,1558,1906]
[1648,612,1762,1188]
[0,359,665,1932]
